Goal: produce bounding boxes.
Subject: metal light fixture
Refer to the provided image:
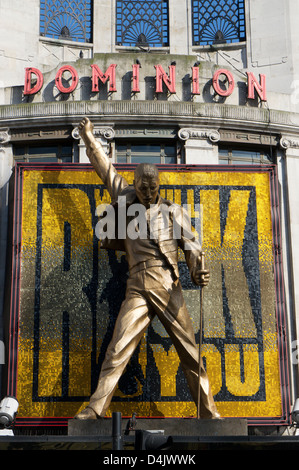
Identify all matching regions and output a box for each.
[292,398,299,424]
[0,396,19,428]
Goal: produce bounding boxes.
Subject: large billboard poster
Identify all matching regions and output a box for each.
[5,163,290,426]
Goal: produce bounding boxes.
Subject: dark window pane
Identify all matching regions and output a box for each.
[219,147,274,165]
[28,156,58,162]
[131,144,161,154]
[164,145,176,156]
[131,155,161,164]
[164,155,176,164]
[116,140,177,164]
[61,145,73,155]
[13,143,74,163]
[14,147,26,156]
[28,146,57,155]
[116,144,128,153]
[117,155,127,163]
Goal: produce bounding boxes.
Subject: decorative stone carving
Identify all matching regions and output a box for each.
[94,127,115,140]
[0,128,11,152]
[0,128,10,144]
[280,136,299,149]
[178,128,220,143]
[71,127,81,140]
[72,126,115,141]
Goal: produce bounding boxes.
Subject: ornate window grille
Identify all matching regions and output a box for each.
[192,0,246,46]
[116,0,169,47]
[40,0,92,43]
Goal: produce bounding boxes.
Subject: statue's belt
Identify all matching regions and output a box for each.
[129,259,169,276]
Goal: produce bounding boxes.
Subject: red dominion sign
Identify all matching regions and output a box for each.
[23,64,267,101]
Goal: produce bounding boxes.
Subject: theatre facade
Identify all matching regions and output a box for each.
[0,0,299,432]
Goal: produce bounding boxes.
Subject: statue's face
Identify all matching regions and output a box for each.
[134,174,160,208]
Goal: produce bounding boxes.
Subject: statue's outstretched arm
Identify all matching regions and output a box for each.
[79,117,128,201]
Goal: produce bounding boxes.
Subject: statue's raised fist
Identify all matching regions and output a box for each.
[78,117,94,137]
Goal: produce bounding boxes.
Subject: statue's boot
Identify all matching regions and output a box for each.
[74,407,98,420]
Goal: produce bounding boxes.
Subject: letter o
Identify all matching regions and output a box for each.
[212,69,235,97]
[55,65,79,94]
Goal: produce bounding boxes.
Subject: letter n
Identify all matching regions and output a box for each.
[24,67,44,95]
[247,72,267,101]
[155,64,176,94]
[91,64,117,93]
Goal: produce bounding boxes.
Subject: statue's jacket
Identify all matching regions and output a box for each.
[87,141,202,284]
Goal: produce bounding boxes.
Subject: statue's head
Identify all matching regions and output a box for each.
[133,163,160,208]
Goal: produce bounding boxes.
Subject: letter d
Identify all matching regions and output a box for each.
[24,67,44,95]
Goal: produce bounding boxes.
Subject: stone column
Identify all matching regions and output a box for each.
[178,128,220,165]
[168,0,189,54]
[0,128,12,322]
[280,135,299,374]
[93,0,114,53]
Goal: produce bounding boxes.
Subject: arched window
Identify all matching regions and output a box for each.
[116,0,169,48]
[40,0,92,43]
[192,0,246,46]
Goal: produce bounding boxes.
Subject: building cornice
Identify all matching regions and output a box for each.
[0,101,298,137]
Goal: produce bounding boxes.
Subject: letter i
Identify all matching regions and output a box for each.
[132,64,141,93]
[192,66,200,95]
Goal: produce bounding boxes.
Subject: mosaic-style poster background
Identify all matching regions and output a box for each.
[5,164,290,425]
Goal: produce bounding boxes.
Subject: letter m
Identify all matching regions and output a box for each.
[155,64,176,94]
[91,64,117,92]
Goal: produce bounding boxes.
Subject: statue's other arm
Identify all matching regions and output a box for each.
[175,205,210,287]
[79,117,128,201]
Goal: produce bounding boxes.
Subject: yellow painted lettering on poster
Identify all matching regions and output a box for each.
[225,344,260,397]
[38,188,94,398]
[151,345,181,397]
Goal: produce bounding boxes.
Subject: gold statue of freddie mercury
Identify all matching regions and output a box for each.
[75,117,219,419]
